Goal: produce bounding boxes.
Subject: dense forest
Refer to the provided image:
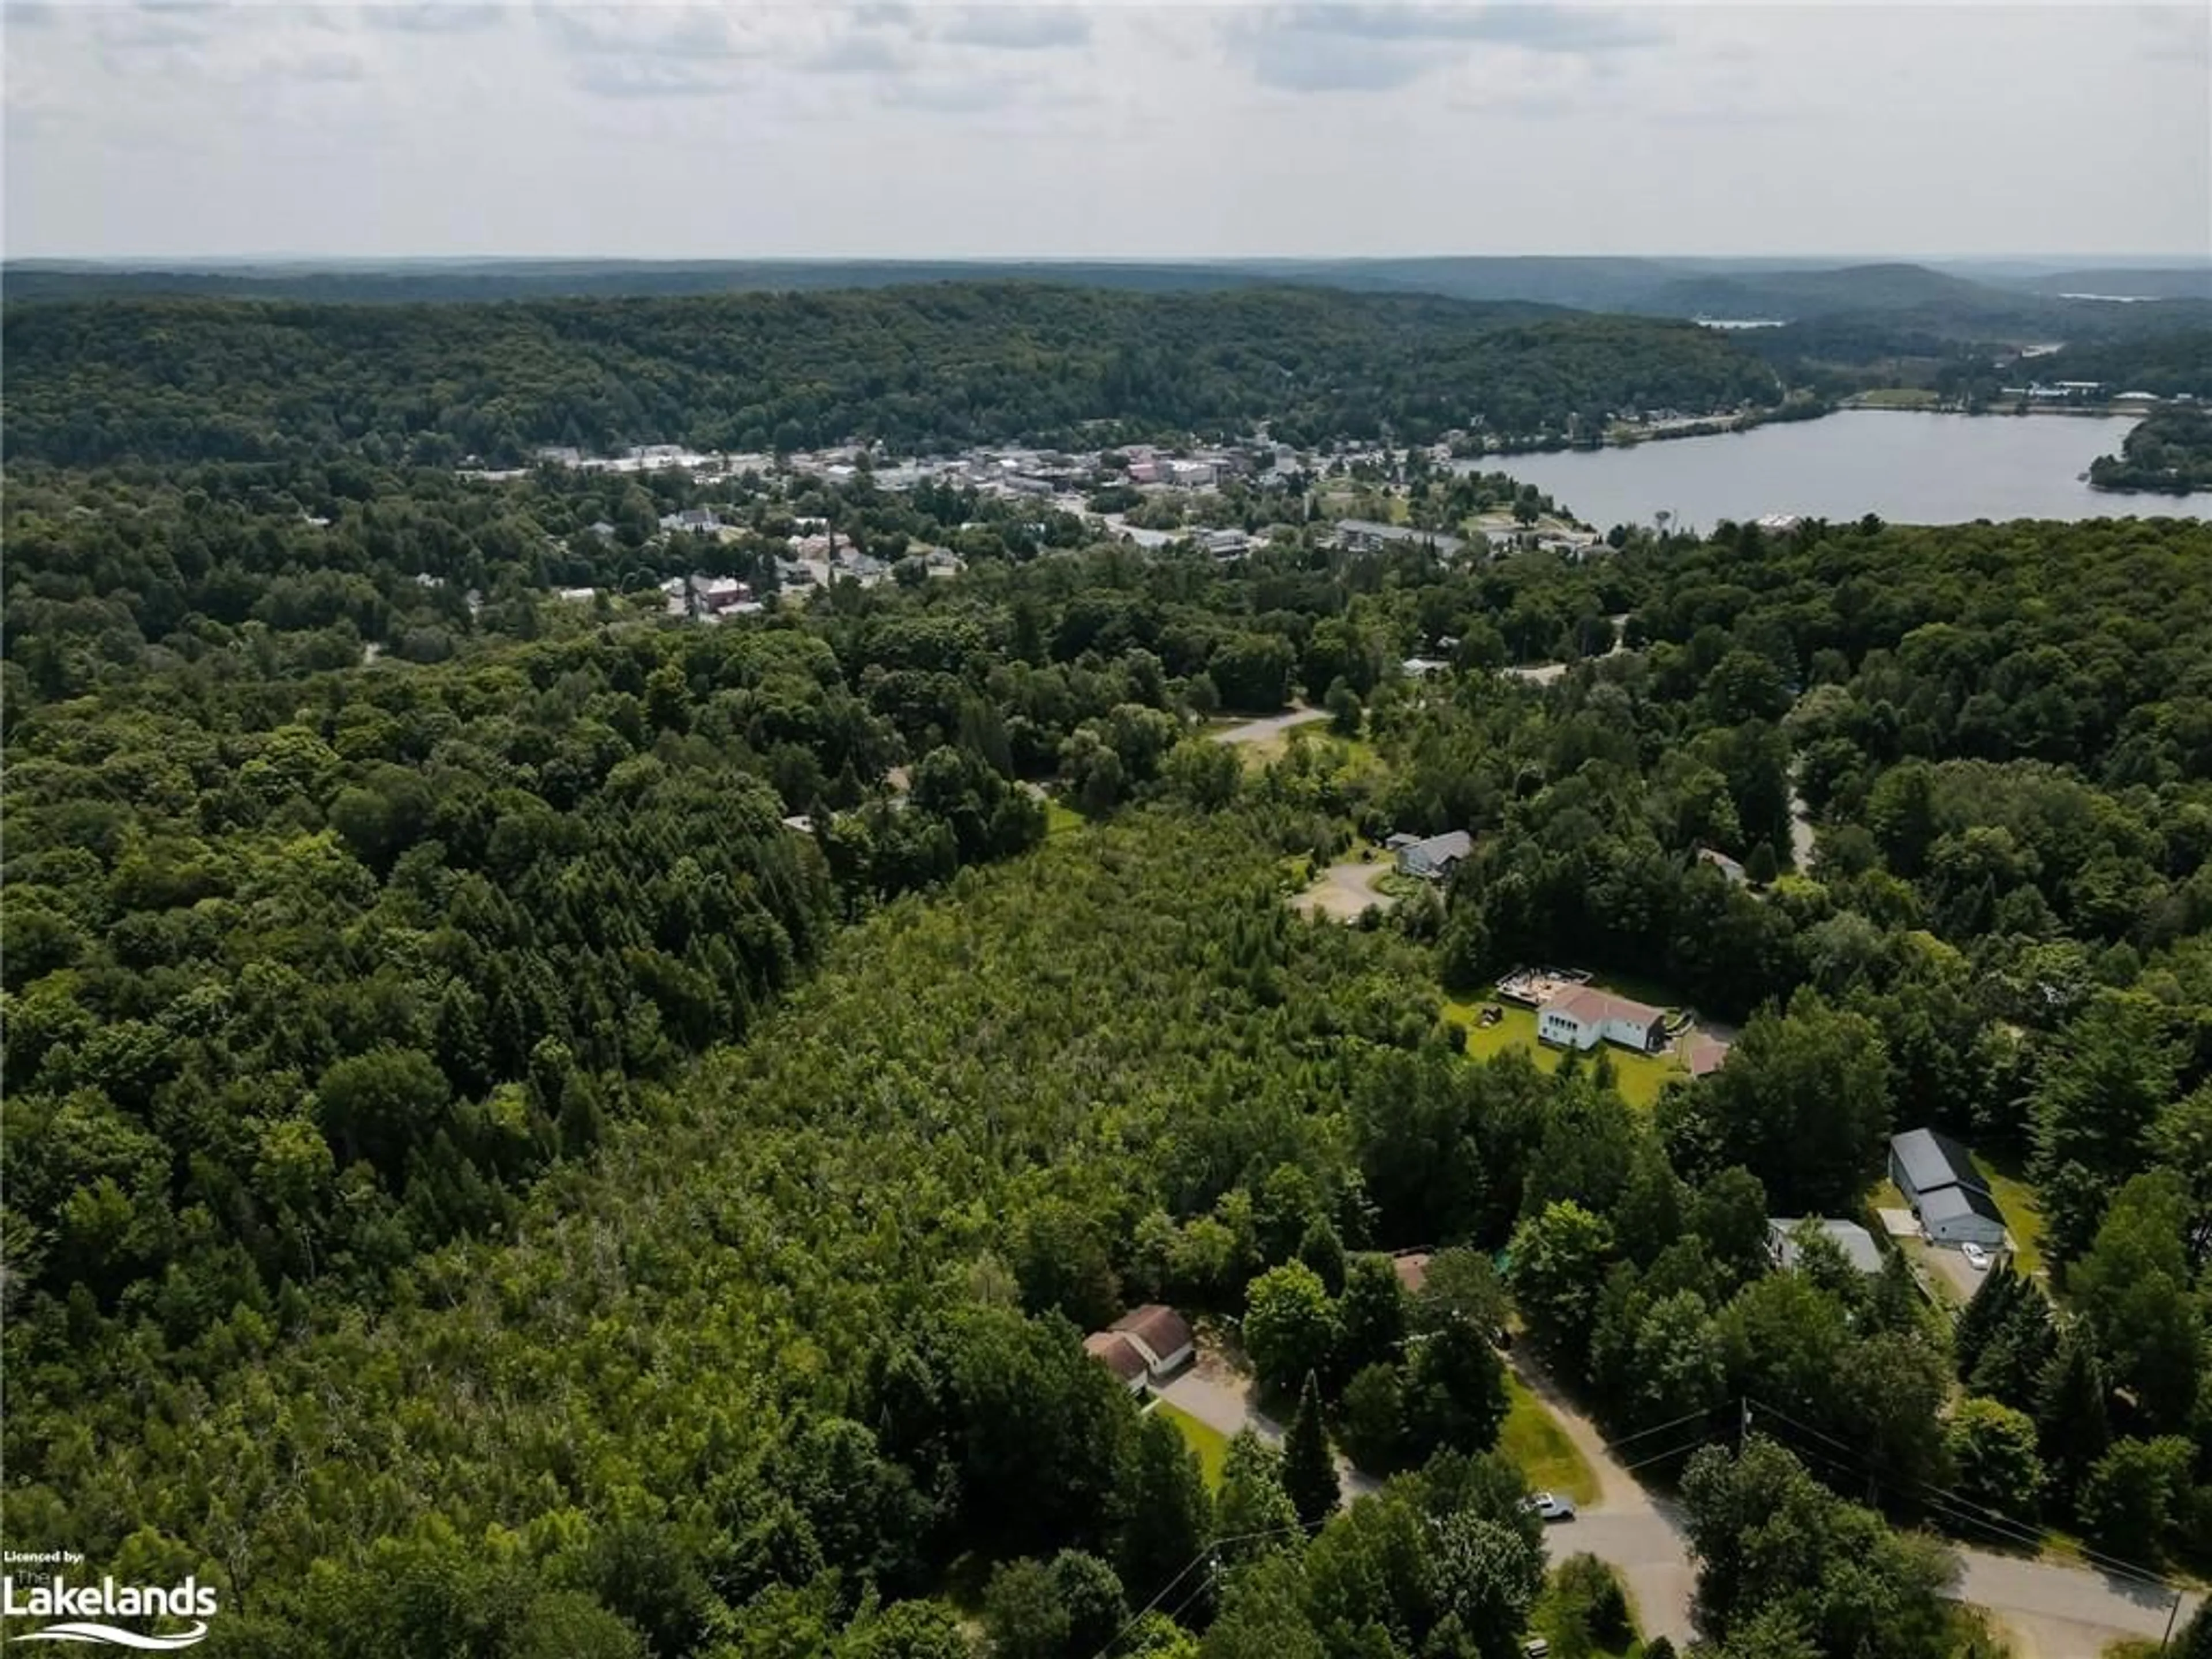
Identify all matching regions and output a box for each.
[2090,407,2212,493]
[0,286,1783,467]
[7,410,2212,1656]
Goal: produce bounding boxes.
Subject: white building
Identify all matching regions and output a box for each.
[1536,986,1664,1054]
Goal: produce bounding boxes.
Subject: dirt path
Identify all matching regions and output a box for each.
[1291,860,1397,921]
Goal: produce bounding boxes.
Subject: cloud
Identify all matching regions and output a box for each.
[534,5,773,97]
[883,74,1018,113]
[357,3,510,32]
[936,7,1090,51]
[1279,3,1664,53]
[272,47,370,82]
[800,32,907,74]
[1232,3,1666,93]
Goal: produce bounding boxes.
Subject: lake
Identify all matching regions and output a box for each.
[1457,410,2211,532]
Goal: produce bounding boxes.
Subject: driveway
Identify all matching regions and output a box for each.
[1210,707,1328,748]
[1154,1367,1380,1499]
[1291,859,1398,922]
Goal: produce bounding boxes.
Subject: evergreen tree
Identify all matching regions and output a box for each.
[2033,1325,2112,1509]
[1283,1373,1340,1529]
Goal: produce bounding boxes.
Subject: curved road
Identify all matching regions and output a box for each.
[1508,1353,2196,1656]
[1166,1353,2197,1653]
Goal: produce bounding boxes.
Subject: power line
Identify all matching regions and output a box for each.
[1618,1428,1726,1475]
[1599,1404,1728,1456]
[1743,1396,2172,1592]
[1090,1518,1331,1659]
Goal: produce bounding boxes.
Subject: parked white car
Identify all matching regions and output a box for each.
[1525,1491,1577,1521]
[1961,1241,1991,1271]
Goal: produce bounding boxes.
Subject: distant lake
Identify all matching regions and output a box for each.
[1459,411,2212,532]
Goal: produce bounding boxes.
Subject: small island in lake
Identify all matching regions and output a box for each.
[2089,407,2212,494]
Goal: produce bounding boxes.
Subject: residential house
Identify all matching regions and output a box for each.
[1536,986,1665,1055]
[1401,656,1451,678]
[1697,846,1749,886]
[1199,528,1251,560]
[1767,1217,1883,1276]
[1084,1332,1151,1394]
[1388,830,1474,882]
[1888,1127,2008,1247]
[1110,1305,1196,1380]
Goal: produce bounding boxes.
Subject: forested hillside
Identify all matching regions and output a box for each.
[0,285,1782,465]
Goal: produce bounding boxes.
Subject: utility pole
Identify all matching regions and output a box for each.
[1738,1396,1751,1454]
[2161,1588,2182,1651]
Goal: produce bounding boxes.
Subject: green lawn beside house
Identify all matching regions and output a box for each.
[1440,998,1688,1110]
[1152,1400,1230,1489]
[1499,1375,1600,1506]
[1975,1153,2048,1281]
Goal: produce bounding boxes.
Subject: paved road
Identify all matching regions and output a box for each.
[1168,1351,2197,1651]
[1509,1353,1698,1647]
[1210,706,1328,747]
[1509,1352,2197,1655]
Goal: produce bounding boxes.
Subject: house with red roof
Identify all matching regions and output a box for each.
[1537,985,1665,1055]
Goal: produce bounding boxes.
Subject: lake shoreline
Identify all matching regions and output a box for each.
[1449,408,2212,529]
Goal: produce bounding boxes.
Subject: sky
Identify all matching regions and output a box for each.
[3,1,2207,262]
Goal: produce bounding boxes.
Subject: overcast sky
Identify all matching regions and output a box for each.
[4,2,2207,262]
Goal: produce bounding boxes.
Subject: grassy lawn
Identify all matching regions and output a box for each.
[1152,1400,1231,1489]
[1044,800,1085,837]
[1857,387,1942,409]
[1440,998,1688,1109]
[1975,1150,2048,1281]
[1500,1374,1600,1506]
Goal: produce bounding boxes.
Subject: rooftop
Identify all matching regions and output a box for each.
[1890,1127,1988,1199]
[1544,984,1665,1027]
[1769,1217,1883,1275]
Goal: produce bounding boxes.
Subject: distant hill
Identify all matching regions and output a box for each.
[1646,262,2003,319]
[0,281,1784,465]
[12,255,2202,369]
[1993,266,2212,302]
[0,255,2136,320]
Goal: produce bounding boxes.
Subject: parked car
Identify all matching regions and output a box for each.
[1524,1641,1551,1658]
[1961,1241,1991,1271]
[1525,1491,1577,1521]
